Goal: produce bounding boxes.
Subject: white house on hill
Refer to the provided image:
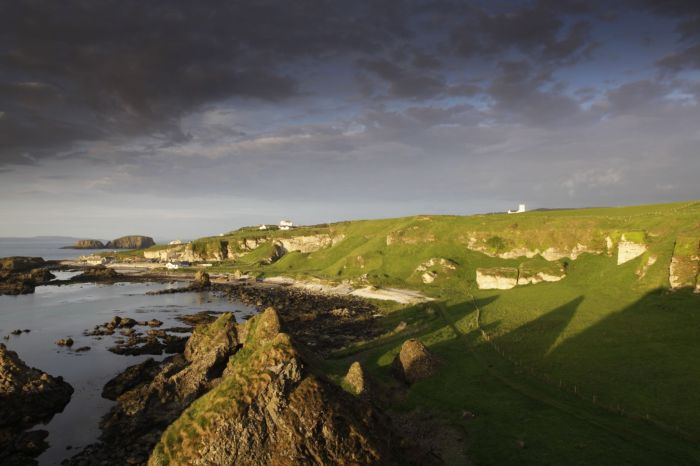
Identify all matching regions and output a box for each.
[508,204,526,214]
[279,219,294,230]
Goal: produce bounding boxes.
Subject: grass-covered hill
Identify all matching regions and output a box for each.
[143,201,700,464]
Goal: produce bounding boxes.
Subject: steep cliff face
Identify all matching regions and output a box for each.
[149,308,403,466]
[106,235,155,249]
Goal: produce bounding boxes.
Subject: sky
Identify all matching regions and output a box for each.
[1,0,699,239]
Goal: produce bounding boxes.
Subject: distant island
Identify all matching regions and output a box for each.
[63,235,155,250]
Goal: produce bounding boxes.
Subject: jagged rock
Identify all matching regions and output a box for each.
[147,319,163,327]
[65,313,240,466]
[344,361,369,395]
[0,344,73,463]
[101,358,161,400]
[192,270,210,288]
[55,338,74,347]
[392,339,438,384]
[149,309,404,466]
[105,236,155,249]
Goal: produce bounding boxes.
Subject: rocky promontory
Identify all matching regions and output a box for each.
[0,344,74,464]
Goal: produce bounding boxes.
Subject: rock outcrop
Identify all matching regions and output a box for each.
[149,308,403,466]
[517,261,566,285]
[0,257,54,295]
[617,233,647,265]
[669,237,699,289]
[392,339,438,384]
[344,361,369,396]
[475,267,518,290]
[65,313,240,465]
[415,258,457,284]
[276,233,341,254]
[0,344,73,464]
[105,235,155,249]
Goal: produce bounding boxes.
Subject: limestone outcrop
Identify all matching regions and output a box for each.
[517,261,566,285]
[392,338,438,384]
[465,234,604,261]
[415,258,457,284]
[475,267,519,290]
[669,237,699,289]
[105,235,155,249]
[617,233,647,265]
[0,344,73,463]
[276,233,342,254]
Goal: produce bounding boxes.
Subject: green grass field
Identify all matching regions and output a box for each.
[155,201,700,464]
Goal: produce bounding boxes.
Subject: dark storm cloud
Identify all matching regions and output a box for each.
[0,0,611,166]
[448,0,595,64]
[0,0,421,165]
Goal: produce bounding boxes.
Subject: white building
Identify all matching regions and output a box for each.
[168,239,183,245]
[507,204,526,214]
[258,224,268,230]
[279,219,294,230]
[165,262,180,270]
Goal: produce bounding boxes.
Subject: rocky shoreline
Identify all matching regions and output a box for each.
[1,262,447,465]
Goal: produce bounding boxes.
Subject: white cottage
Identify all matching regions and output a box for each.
[279,219,294,231]
[507,204,526,214]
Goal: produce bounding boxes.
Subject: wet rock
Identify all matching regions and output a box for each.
[74,346,91,352]
[55,338,74,347]
[146,319,163,327]
[175,310,219,326]
[392,339,438,384]
[0,257,54,295]
[102,358,161,400]
[0,344,73,462]
[10,329,22,336]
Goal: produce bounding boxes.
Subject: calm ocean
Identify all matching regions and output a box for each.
[0,237,106,260]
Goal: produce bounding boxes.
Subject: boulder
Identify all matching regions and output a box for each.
[344,361,369,395]
[73,266,120,282]
[392,339,438,384]
[105,235,155,249]
[192,270,210,288]
[0,257,54,296]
